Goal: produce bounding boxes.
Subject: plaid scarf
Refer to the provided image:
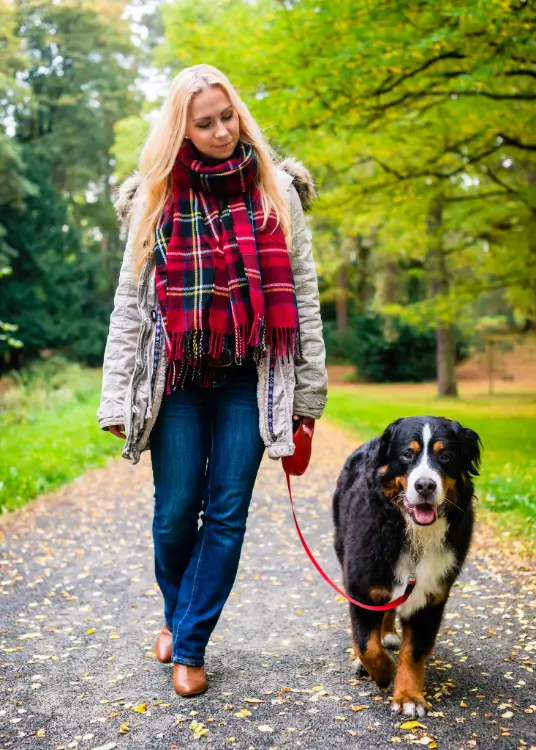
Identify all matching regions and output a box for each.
[154,140,300,391]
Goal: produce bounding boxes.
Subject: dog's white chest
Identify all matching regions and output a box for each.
[394,518,456,619]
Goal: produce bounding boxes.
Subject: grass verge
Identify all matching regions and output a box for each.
[324,384,536,539]
[1,360,120,513]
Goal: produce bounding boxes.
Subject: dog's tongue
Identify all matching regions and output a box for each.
[413,504,437,525]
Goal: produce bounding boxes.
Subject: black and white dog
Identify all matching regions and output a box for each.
[333,416,481,717]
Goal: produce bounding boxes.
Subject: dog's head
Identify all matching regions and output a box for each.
[371,416,482,526]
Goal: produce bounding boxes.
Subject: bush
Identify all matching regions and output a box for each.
[324,314,468,383]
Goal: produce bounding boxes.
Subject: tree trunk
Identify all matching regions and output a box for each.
[336,265,348,334]
[427,198,458,397]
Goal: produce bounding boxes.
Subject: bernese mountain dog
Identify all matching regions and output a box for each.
[333,416,481,717]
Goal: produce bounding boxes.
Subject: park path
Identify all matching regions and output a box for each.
[0,421,534,750]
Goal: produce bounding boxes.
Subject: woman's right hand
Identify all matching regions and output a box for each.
[108,424,126,440]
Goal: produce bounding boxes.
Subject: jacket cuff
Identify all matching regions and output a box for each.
[97,409,125,431]
[292,394,327,420]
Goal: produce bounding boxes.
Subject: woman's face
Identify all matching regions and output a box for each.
[185,86,240,161]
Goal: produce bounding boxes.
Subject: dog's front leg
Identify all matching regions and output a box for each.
[393,602,446,717]
[350,607,395,689]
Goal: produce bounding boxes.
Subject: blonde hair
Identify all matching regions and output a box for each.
[130,64,291,276]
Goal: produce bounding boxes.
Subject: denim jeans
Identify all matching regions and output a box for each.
[150,366,264,666]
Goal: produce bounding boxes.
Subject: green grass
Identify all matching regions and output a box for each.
[325,385,536,537]
[1,363,120,513]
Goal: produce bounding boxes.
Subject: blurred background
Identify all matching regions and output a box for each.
[1,1,534,535]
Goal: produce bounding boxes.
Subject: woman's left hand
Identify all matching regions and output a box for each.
[292,415,315,427]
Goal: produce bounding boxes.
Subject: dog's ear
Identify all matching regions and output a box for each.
[364,419,401,480]
[462,427,482,477]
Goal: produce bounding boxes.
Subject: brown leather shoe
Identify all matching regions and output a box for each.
[173,664,207,696]
[154,624,172,664]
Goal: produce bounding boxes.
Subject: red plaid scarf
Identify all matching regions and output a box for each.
[154,141,300,391]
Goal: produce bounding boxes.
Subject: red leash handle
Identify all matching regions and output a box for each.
[286,472,416,612]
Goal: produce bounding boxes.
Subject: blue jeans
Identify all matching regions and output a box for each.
[150,366,264,666]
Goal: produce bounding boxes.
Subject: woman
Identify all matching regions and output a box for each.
[98,64,327,697]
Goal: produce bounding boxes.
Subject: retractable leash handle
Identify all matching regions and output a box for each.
[285,471,416,612]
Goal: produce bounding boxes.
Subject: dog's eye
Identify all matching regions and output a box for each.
[400,451,414,463]
[438,451,453,463]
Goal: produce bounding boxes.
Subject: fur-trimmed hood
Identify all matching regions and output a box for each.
[114,156,317,229]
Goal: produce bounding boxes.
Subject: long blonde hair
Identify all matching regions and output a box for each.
[130,64,291,276]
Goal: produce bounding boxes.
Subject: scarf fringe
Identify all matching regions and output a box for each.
[164,321,302,394]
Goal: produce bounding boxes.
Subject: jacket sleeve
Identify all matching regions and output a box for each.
[97,208,143,430]
[288,184,328,419]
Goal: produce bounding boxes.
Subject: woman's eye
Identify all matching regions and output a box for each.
[222,113,233,121]
[196,122,210,129]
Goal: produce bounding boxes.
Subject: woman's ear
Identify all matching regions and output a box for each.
[462,427,482,477]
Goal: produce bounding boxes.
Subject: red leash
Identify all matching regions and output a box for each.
[286,472,416,612]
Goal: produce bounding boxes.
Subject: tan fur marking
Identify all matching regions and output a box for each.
[378,465,389,476]
[355,621,394,689]
[409,440,420,452]
[432,440,444,454]
[381,610,397,639]
[382,474,408,500]
[393,623,430,711]
[369,586,392,605]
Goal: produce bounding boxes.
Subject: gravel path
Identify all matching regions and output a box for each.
[0,421,534,750]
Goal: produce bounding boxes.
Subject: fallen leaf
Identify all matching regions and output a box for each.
[258,725,273,732]
[501,711,513,719]
[119,722,129,733]
[132,703,147,713]
[233,708,252,718]
[36,728,46,738]
[351,704,369,712]
[244,698,263,704]
[400,720,426,730]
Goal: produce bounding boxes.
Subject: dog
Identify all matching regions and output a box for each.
[333,416,481,717]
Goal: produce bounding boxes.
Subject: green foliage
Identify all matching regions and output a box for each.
[0,0,141,369]
[157,0,536,382]
[324,313,466,382]
[325,386,536,537]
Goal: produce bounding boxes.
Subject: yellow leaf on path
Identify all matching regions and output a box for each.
[119,722,130,733]
[233,708,252,718]
[429,743,438,749]
[244,698,263,703]
[85,628,95,635]
[133,703,147,713]
[311,685,325,691]
[36,728,46,738]
[351,704,369,712]
[400,720,426,730]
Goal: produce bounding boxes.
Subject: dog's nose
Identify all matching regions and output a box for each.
[415,477,437,497]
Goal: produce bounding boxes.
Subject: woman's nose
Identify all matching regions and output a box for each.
[214,121,228,139]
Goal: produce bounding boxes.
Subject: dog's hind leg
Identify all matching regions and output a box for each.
[350,607,395,689]
[381,610,401,649]
[392,602,446,717]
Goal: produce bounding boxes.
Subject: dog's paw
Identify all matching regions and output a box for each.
[391,693,429,718]
[381,633,401,649]
[351,655,368,676]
